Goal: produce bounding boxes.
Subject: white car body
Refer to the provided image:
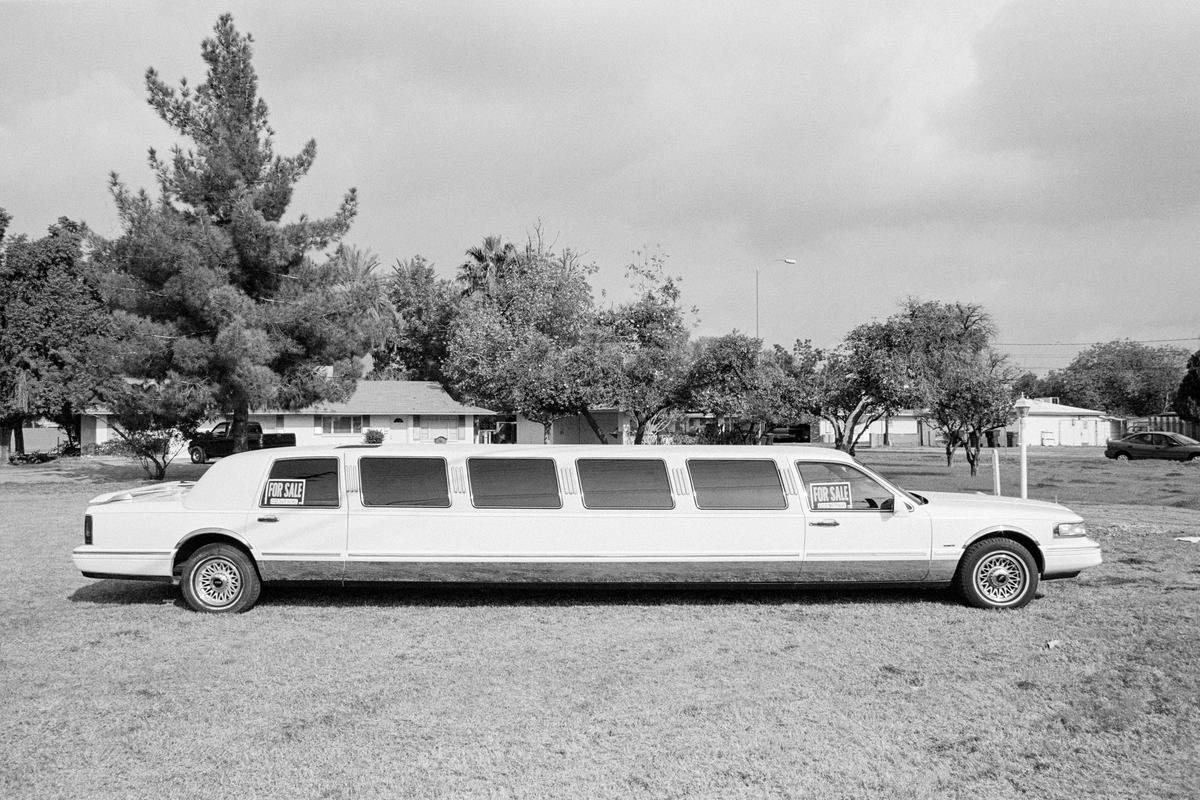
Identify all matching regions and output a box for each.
[73,444,1102,611]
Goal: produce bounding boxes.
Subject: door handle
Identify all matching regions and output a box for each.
[809,519,839,527]
[257,515,279,523]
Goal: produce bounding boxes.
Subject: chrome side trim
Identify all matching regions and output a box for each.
[927,557,959,582]
[257,558,345,582]
[800,558,929,582]
[342,558,802,583]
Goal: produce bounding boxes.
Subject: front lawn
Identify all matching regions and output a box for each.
[1,449,1197,799]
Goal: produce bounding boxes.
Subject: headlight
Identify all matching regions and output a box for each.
[1055,522,1087,538]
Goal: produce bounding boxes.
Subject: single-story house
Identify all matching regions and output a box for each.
[81,381,496,448]
[1009,398,1122,447]
[816,410,932,448]
[814,398,1121,448]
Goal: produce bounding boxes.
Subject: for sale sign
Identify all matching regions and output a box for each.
[264,479,306,506]
[809,481,852,510]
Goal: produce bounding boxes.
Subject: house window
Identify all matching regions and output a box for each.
[318,415,366,435]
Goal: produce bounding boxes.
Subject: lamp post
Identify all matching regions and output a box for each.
[755,258,797,339]
[1014,395,1033,499]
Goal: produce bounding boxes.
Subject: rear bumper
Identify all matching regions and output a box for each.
[1042,538,1103,579]
[72,547,174,580]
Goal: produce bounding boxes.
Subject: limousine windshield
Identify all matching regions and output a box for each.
[73,444,1102,614]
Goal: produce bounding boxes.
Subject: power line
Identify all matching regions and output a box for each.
[996,337,1200,346]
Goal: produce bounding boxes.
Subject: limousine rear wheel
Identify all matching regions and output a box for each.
[181,544,261,613]
[957,537,1039,610]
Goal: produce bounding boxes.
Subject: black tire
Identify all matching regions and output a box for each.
[189,446,207,464]
[956,537,1039,610]
[1113,452,1130,462]
[180,544,261,613]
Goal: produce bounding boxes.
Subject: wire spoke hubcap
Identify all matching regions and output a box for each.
[975,552,1026,603]
[195,558,242,606]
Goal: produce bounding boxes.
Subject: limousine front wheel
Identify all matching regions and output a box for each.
[957,538,1039,610]
[181,544,261,613]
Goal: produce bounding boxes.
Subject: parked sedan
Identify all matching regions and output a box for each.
[1105,431,1200,461]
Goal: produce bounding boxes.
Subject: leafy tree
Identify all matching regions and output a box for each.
[104,378,210,480]
[1053,340,1188,416]
[1174,349,1200,424]
[0,215,114,463]
[101,14,373,454]
[921,351,1016,475]
[685,335,808,443]
[444,235,615,443]
[890,299,1008,468]
[597,252,695,444]
[796,324,919,456]
[370,255,460,382]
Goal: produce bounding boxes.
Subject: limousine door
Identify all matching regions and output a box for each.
[244,456,347,582]
[794,461,931,582]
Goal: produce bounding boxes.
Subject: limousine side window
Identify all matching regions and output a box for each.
[261,457,340,508]
[467,458,562,509]
[360,457,451,508]
[577,458,674,510]
[795,461,892,511]
[686,459,787,510]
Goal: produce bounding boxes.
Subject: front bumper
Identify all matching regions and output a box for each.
[1042,537,1103,579]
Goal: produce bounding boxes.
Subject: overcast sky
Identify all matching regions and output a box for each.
[2,0,1198,373]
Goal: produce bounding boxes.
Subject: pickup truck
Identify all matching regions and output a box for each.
[187,422,296,464]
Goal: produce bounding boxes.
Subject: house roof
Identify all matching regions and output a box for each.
[294,381,495,416]
[1025,398,1105,417]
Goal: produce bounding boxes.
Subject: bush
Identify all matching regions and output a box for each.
[7,451,56,465]
[363,428,386,445]
[96,439,135,457]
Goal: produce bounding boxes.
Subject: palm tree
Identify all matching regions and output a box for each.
[458,235,517,298]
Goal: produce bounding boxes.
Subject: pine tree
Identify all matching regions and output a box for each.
[102,14,378,451]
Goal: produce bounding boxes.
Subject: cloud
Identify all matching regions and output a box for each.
[943,0,1200,221]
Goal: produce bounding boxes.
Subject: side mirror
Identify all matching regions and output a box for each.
[886,496,912,516]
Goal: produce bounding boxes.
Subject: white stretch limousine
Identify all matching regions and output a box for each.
[73,444,1102,613]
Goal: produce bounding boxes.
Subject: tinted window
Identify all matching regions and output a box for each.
[687,459,786,510]
[577,459,673,510]
[795,461,892,511]
[360,457,450,508]
[468,458,561,509]
[263,457,340,508]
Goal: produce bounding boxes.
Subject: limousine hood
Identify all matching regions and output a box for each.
[915,490,1079,520]
[88,481,195,507]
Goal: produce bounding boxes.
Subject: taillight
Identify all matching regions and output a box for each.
[84,515,93,545]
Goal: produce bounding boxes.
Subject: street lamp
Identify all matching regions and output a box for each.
[1014,395,1034,499]
[755,258,798,339]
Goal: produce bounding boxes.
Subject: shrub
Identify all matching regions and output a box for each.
[363,428,386,445]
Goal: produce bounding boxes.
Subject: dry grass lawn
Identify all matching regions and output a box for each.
[1,448,1197,799]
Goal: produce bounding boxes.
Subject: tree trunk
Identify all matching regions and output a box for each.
[581,410,609,444]
[13,421,25,455]
[0,425,11,466]
[231,395,250,454]
[965,444,980,477]
[944,440,955,467]
[542,420,553,444]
